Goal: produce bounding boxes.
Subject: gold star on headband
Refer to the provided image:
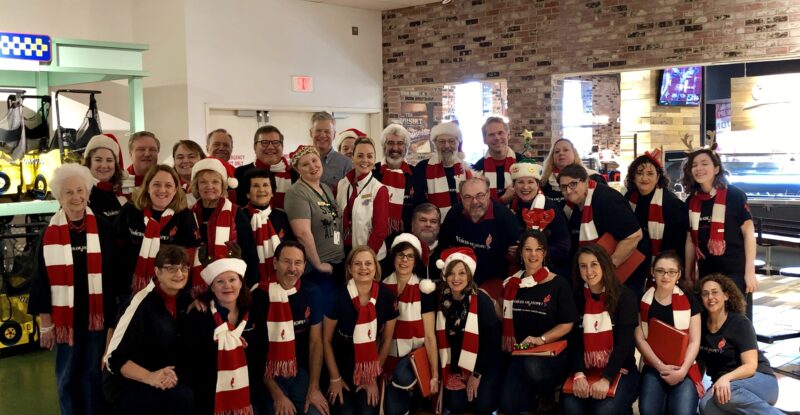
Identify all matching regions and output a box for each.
[520,129,533,140]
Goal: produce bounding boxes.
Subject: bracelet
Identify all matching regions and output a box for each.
[330,377,342,383]
[573,373,586,381]
[40,325,55,334]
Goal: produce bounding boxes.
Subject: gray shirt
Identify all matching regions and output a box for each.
[284,180,344,264]
[319,150,353,191]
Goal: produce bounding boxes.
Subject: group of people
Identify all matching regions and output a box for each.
[28,112,781,415]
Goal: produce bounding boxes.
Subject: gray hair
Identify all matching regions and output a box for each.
[51,163,96,200]
[380,124,411,156]
[310,111,335,128]
[458,176,490,194]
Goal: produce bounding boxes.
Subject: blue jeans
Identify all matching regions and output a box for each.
[335,387,379,415]
[441,366,501,415]
[638,365,699,415]
[55,330,106,415]
[305,261,343,314]
[383,355,419,415]
[561,369,640,415]
[699,371,781,415]
[501,353,568,415]
[267,368,323,415]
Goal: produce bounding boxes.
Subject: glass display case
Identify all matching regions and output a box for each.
[720,153,800,199]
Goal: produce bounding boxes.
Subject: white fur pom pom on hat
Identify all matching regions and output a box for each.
[419,278,436,294]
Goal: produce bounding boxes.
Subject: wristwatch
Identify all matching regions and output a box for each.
[540,335,547,344]
[472,371,482,379]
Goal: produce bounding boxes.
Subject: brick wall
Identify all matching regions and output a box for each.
[382,0,800,158]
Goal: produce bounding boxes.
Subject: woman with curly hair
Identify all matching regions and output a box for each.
[562,244,639,415]
[696,274,780,415]
[681,149,756,319]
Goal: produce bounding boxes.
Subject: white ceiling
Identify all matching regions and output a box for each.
[301,0,440,11]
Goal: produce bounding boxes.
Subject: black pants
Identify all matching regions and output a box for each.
[104,375,193,415]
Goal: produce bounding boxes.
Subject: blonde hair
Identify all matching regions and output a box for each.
[542,138,583,184]
[345,246,382,281]
[133,165,187,211]
[190,169,228,200]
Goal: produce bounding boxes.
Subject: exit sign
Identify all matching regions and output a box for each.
[292,76,313,92]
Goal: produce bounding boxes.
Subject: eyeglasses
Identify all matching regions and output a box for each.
[257,140,283,147]
[559,180,582,194]
[461,193,487,203]
[161,264,190,274]
[435,138,457,146]
[385,140,406,148]
[396,253,415,261]
[653,268,680,278]
[701,290,723,298]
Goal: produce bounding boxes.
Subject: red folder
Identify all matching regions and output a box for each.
[562,370,622,398]
[409,347,433,397]
[512,340,567,357]
[647,318,689,366]
[596,232,645,283]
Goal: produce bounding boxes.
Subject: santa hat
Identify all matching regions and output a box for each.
[191,157,238,189]
[430,122,462,144]
[436,247,477,276]
[335,128,367,151]
[84,133,126,174]
[200,258,247,286]
[391,233,435,293]
[510,161,543,181]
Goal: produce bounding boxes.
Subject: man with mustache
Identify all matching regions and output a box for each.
[126,131,160,187]
[471,116,522,204]
[411,202,444,282]
[310,111,352,191]
[439,177,521,299]
[372,124,415,234]
[234,125,297,209]
[411,121,473,219]
[251,241,328,415]
[206,128,233,161]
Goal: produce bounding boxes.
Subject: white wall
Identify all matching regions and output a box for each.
[0,0,134,43]
[184,0,383,142]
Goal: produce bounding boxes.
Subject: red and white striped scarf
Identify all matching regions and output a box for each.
[126,165,144,187]
[191,198,237,296]
[256,158,292,210]
[688,187,728,259]
[564,179,599,245]
[131,208,175,292]
[43,208,104,345]
[246,204,281,286]
[266,279,300,378]
[211,300,253,415]
[383,273,425,377]
[95,181,129,206]
[582,285,613,370]
[482,148,516,201]
[501,267,550,351]
[639,286,705,397]
[425,153,471,218]
[627,187,665,255]
[380,162,412,233]
[349,279,382,386]
[436,293,479,374]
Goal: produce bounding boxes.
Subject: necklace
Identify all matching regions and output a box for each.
[68,219,86,233]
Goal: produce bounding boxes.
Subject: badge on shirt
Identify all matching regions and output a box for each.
[334,230,341,245]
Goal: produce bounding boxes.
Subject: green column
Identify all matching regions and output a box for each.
[34,72,49,96]
[128,76,145,132]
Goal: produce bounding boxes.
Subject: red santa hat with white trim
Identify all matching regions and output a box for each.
[391,233,436,294]
[191,157,238,189]
[84,133,128,177]
[436,246,477,276]
[335,128,367,151]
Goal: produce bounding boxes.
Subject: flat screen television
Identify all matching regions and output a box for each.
[659,66,702,106]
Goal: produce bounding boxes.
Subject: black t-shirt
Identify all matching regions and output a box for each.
[645,292,702,327]
[439,200,522,285]
[253,280,324,371]
[567,183,641,258]
[196,205,262,287]
[442,291,501,376]
[633,188,689,262]
[570,286,638,381]
[694,185,752,281]
[511,196,572,274]
[89,186,124,221]
[511,275,578,343]
[326,283,399,386]
[698,312,773,382]
[411,159,460,207]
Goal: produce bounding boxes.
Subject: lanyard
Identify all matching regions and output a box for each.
[301,179,338,219]
[347,174,374,201]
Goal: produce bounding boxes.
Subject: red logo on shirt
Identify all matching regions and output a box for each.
[281,329,285,339]
[543,294,551,304]
[230,377,235,388]
[169,227,177,237]
[486,234,493,248]
[718,338,726,350]
[305,307,311,319]
[594,320,599,331]
[368,329,372,339]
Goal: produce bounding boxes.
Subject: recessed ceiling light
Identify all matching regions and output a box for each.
[442,0,452,4]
